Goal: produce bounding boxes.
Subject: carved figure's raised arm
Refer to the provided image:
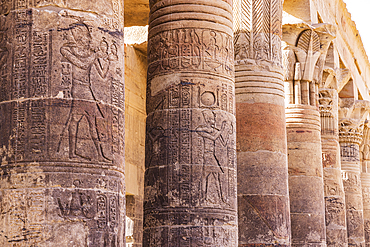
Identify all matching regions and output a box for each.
[196,126,221,141]
[60,45,90,70]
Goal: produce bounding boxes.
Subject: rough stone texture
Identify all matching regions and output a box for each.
[143,0,237,246]
[339,99,370,246]
[0,3,125,246]
[319,89,348,246]
[234,0,291,245]
[283,21,334,246]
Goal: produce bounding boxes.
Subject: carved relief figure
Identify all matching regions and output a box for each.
[196,110,233,204]
[58,22,116,162]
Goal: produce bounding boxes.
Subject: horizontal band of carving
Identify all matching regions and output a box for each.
[341,163,361,173]
[0,161,126,174]
[147,27,234,80]
[322,146,340,153]
[235,74,284,97]
[150,13,232,32]
[150,0,232,15]
[361,173,370,186]
[235,70,284,80]
[144,209,237,228]
[0,2,123,28]
[286,105,321,131]
[150,4,233,25]
[149,20,233,39]
[235,63,284,75]
[0,170,124,191]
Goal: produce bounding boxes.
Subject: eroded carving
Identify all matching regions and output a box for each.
[57,21,118,163]
[148,28,233,79]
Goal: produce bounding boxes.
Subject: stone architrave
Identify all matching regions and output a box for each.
[361,121,370,246]
[339,99,370,246]
[0,2,125,246]
[283,23,335,246]
[319,88,348,246]
[143,0,237,246]
[234,0,291,245]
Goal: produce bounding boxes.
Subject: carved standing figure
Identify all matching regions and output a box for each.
[59,22,114,162]
[196,110,232,204]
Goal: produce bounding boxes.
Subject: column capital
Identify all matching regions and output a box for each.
[339,99,370,145]
[282,23,335,85]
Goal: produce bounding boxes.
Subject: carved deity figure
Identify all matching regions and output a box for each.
[196,110,232,204]
[59,22,116,162]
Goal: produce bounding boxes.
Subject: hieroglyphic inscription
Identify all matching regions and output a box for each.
[111,77,124,155]
[341,143,360,162]
[60,61,72,98]
[12,10,30,100]
[31,31,50,97]
[12,101,27,161]
[29,100,47,159]
[0,18,9,102]
[0,188,46,245]
[148,29,233,78]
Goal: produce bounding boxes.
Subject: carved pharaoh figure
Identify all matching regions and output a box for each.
[196,110,233,204]
[59,22,117,162]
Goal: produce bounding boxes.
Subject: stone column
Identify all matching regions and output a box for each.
[144,0,237,246]
[362,121,370,246]
[234,0,291,245]
[0,1,125,246]
[283,23,334,246]
[339,99,370,246]
[319,88,348,246]
[361,121,370,246]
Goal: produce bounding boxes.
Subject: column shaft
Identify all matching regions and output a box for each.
[286,105,327,246]
[283,24,335,246]
[320,89,348,246]
[339,102,368,246]
[341,141,365,246]
[361,123,370,246]
[235,0,291,245]
[144,0,237,246]
[0,2,125,246]
[362,172,370,246]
